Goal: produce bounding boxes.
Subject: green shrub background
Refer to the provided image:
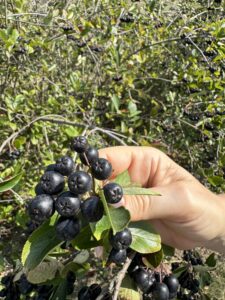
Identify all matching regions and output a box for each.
[0,0,224,296]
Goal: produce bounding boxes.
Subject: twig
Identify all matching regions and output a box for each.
[185,36,210,66]
[112,251,136,300]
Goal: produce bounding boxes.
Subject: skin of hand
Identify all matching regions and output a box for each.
[99,146,225,254]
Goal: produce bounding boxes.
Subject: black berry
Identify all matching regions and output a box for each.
[91,158,112,180]
[18,274,34,295]
[108,248,127,265]
[71,136,89,153]
[46,164,56,172]
[79,146,99,166]
[55,191,80,217]
[133,268,154,293]
[109,228,132,250]
[56,217,80,241]
[81,196,104,222]
[35,183,45,195]
[40,171,65,195]
[152,282,170,300]
[78,286,91,300]
[163,274,179,293]
[68,171,92,194]
[28,194,54,222]
[89,283,102,299]
[103,182,123,204]
[54,156,74,175]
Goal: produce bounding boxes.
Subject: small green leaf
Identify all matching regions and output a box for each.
[143,249,163,268]
[111,94,120,112]
[123,187,161,196]
[114,170,131,187]
[205,253,217,267]
[119,275,141,300]
[162,244,175,257]
[26,259,60,284]
[90,215,111,240]
[173,265,188,277]
[49,279,68,300]
[99,189,130,234]
[73,250,89,264]
[0,173,23,193]
[71,225,100,249]
[60,262,89,279]
[129,221,161,254]
[22,214,61,270]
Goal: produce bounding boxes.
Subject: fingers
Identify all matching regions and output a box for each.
[99,146,161,187]
[113,184,190,222]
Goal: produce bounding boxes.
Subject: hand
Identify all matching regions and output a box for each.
[99,146,225,253]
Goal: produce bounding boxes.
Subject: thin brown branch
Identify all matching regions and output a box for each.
[112,251,136,300]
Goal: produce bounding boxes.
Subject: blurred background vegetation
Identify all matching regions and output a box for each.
[0,0,224,297]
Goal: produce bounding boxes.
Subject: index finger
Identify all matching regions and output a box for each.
[99,146,159,187]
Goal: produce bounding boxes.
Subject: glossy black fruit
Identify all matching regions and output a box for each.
[89,283,102,299]
[18,274,33,295]
[28,194,54,222]
[91,158,112,180]
[108,248,127,265]
[103,182,123,204]
[79,146,99,166]
[56,217,80,241]
[163,274,179,293]
[55,191,80,217]
[68,171,92,194]
[78,286,91,300]
[109,228,132,250]
[133,268,154,293]
[55,156,74,175]
[45,164,56,172]
[71,136,89,153]
[152,282,170,300]
[40,171,65,195]
[81,196,104,222]
[35,183,45,195]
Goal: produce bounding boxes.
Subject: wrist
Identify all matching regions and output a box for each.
[206,194,225,254]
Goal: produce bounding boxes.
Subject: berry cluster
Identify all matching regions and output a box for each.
[8,149,21,160]
[128,254,179,300]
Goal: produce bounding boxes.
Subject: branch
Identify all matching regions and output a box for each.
[112,251,136,300]
[0,115,131,154]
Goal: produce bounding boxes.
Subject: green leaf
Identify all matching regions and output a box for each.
[60,262,89,279]
[49,279,68,300]
[143,248,163,268]
[129,221,161,254]
[99,189,130,234]
[173,265,188,277]
[119,275,141,300]
[73,250,89,264]
[26,259,60,284]
[205,253,217,268]
[123,187,161,196]
[114,170,131,187]
[71,225,100,249]
[111,94,120,112]
[207,175,224,187]
[0,173,23,193]
[21,214,61,270]
[162,244,175,257]
[90,215,111,240]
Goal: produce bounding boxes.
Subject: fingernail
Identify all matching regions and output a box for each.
[109,197,125,208]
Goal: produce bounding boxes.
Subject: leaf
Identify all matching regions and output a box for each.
[73,250,89,264]
[162,244,175,257]
[123,186,161,196]
[99,189,130,234]
[205,253,217,267]
[22,214,61,270]
[27,259,60,284]
[143,248,163,268]
[173,265,188,277]
[199,271,212,288]
[114,170,131,187]
[49,280,68,300]
[71,225,100,249]
[119,275,141,300]
[90,215,111,240]
[111,94,120,112]
[60,262,90,279]
[0,173,23,193]
[129,221,161,254]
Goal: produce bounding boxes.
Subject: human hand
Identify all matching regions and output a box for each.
[99,146,225,253]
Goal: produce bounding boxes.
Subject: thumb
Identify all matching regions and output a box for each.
[112,184,185,222]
